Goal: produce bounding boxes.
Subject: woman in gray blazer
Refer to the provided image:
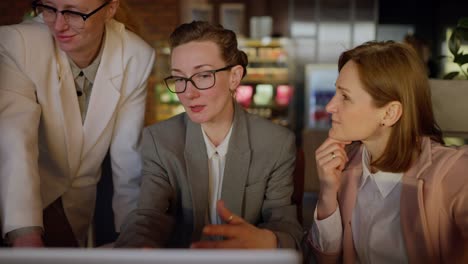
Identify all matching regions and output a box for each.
[116,21,303,249]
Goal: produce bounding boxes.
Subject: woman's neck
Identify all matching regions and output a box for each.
[362,130,391,171]
[202,103,234,147]
[68,32,105,68]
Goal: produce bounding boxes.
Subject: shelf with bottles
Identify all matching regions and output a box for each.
[237,38,294,127]
[240,39,291,82]
[235,83,294,127]
[154,83,185,122]
[243,67,289,83]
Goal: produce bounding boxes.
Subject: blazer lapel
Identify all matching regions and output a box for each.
[54,43,83,176]
[82,21,123,157]
[184,117,209,240]
[221,104,251,217]
[339,144,362,264]
[400,137,433,262]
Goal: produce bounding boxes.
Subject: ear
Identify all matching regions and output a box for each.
[229,65,244,94]
[105,0,119,21]
[381,101,402,127]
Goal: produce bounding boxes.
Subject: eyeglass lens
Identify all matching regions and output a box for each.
[37,6,86,29]
[166,71,216,93]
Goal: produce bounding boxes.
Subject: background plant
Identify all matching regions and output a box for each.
[444,17,468,79]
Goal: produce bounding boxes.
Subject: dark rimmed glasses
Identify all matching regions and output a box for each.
[164,65,235,94]
[32,0,111,30]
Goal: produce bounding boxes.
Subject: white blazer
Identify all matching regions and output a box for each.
[0,18,155,245]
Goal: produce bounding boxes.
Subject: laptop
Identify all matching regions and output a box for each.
[0,248,301,264]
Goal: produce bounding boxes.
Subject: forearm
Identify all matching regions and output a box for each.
[316,188,339,220]
[258,204,304,249]
[114,209,174,248]
[0,68,42,236]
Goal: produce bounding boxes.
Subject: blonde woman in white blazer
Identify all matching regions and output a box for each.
[0,0,155,247]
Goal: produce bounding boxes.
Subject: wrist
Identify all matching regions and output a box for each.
[317,189,339,220]
[8,228,44,247]
[318,187,338,202]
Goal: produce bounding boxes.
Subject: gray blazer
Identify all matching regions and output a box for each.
[115,103,303,249]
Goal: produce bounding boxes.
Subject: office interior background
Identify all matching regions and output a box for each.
[1,0,467,229]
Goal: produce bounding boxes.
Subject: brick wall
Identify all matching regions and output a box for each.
[126,0,179,45]
[0,0,180,42]
[0,0,32,26]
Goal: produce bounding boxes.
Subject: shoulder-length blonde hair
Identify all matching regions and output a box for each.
[111,0,142,37]
[339,41,443,172]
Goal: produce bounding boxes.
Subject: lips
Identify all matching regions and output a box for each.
[190,105,205,113]
[55,34,75,43]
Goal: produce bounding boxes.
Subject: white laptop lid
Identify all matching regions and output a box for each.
[0,249,301,264]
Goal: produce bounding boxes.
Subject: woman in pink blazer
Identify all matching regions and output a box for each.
[307,41,468,263]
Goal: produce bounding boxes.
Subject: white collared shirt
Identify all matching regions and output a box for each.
[68,45,103,123]
[310,146,407,263]
[201,125,233,225]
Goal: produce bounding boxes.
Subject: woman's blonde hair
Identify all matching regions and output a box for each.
[111,0,142,37]
[339,41,443,172]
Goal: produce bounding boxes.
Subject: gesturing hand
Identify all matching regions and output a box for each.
[190,200,277,249]
[11,231,44,247]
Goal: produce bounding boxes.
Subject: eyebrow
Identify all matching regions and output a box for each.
[42,1,86,12]
[171,64,215,74]
[336,85,351,93]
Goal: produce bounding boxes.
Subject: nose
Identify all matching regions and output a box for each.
[184,80,200,99]
[325,94,338,114]
[53,13,69,31]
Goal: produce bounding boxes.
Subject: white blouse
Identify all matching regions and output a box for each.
[310,146,407,263]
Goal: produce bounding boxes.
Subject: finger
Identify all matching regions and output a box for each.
[316,148,337,162]
[326,136,353,146]
[202,224,243,238]
[316,137,352,153]
[320,158,345,175]
[216,200,243,224]
[191,239,240,249]
[316,145,347,164]
[316,140,342,158]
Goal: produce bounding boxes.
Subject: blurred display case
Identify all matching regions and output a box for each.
[145,41,184,125]
[304,63,338,129]
[147,38,296,128]
[238,38,296,127]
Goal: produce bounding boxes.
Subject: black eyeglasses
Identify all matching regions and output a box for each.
[164,65,235,94]
[32,0,111,30]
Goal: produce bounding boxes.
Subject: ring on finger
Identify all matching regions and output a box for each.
[227,215,234,223]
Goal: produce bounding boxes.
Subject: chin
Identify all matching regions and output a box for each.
[186,112,207,124]
[328,129,351,142]
[57,43,76,54]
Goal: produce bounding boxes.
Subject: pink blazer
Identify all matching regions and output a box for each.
[309,137,468,263]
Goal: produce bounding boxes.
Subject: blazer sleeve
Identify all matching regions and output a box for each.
[441,147,468,261]
[114,128,175,248]
[0,26,43,237]
[109,44,155,232]
[256,131,304,249]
